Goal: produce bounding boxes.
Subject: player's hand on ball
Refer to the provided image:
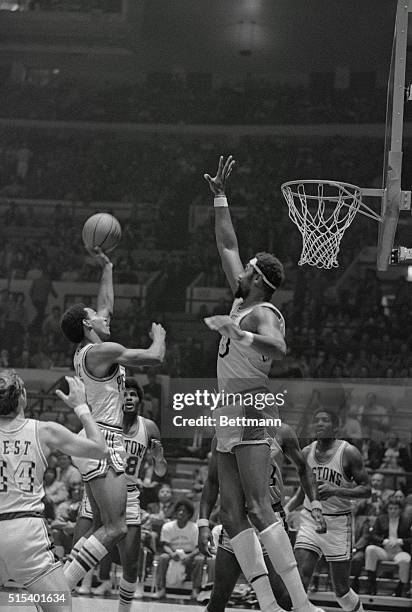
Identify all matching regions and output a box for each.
[55,376,87,409]
[87,246,113,268]
[150,439,164,460]
[204,315,243,341]
[198,526,213,556]
[203,155,235,196]
[312,508,327,534]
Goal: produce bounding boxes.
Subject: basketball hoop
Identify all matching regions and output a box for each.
[281,180,381,269]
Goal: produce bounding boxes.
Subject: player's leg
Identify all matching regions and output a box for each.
[206,546,241,612]
[217,450,286,612]
[116,524,141,611]
[265,556,292,611]
[330,561,364,611]
[26,565,71,612]
[294,548,320,591]
[235,444,319,612]
[64,470,127,589]
[364,545,387,595]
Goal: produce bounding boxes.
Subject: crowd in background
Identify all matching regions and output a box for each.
[0,78,388,124]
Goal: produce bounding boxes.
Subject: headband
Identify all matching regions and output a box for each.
[249,257,277,290]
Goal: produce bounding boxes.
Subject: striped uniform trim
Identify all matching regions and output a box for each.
[0,511,44,521]
[82,428,124,482]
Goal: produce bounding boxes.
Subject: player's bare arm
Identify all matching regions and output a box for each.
[281,425,326,532]
[145,420,167,477]
[205,306,286,359]
[90,246,114,318]
[39,376,108,460]
[318,444,371,501]
[204,155,243,293]
[198,437,219,555]
[85,323,166,376]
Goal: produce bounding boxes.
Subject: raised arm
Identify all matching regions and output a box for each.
[204,155,244,294]
[86,323,166,374]
[90,247,114,318]
[39,376,108,460]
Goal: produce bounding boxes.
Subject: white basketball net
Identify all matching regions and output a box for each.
[281,180,370,269]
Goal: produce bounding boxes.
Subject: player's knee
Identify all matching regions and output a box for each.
[106,521,127,542]
[246,503,266,528]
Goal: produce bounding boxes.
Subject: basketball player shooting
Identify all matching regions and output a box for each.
[0,371,107,612]
[287,408,371,612]
[59,247,166,592]
[203,155,324,612]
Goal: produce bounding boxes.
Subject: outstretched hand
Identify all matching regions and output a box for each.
[203,155,235,196]
[55,376,87,410]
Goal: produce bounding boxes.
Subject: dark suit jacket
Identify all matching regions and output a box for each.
[369,513,412,553]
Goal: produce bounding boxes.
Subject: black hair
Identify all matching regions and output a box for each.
[125,377,144,404]
[0,369,24,416]
[313,407,339,430]
[386,497,402,510]
[255,252,285,296]
[174,497,194,519]
[60,303,88,343]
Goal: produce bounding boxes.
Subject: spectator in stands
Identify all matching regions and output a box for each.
[143,370,162,403]
[29,264,57,332]
[355,472,394,521]
[43,466,68,506]
[50,482,83,558]
[380,433,406,472]
[339,404,363,449]
[42,305,62,348]
[153,498,206,600]
[146,483,176,543]
[351,515,371,592]
[361,393,391,443]
[55,453,82,489]
[365,497,412,597]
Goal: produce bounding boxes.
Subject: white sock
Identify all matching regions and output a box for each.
[64,536,86,571]
[260,521,308,610]
[64,535,108,590]
[336,588,364,611]
[118,577,137,611]
[230,528,285,612]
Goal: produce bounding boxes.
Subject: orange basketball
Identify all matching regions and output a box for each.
[82,213,121,253]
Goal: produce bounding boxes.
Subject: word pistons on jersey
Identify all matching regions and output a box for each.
[312,465,343,487]
[123,439,146,459]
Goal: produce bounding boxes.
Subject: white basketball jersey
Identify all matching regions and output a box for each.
[269,435,285,506]
[74,343,125,428]
[304,440,354,515]
[217,298,285,393]
[0,419,47,515]
[123,416,149,489]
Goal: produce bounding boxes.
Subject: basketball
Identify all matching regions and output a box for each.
[82,213,122,253]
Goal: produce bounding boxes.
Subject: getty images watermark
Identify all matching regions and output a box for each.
[171,389,285,428]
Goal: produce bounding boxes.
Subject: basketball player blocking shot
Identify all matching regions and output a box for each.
[60,247,166,590]
[203,155,324,612]
[287,408,371,612]
[0,371,107,612]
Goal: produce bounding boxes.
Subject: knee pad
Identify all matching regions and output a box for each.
[260,520,297,575]
[230,528,268,583]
